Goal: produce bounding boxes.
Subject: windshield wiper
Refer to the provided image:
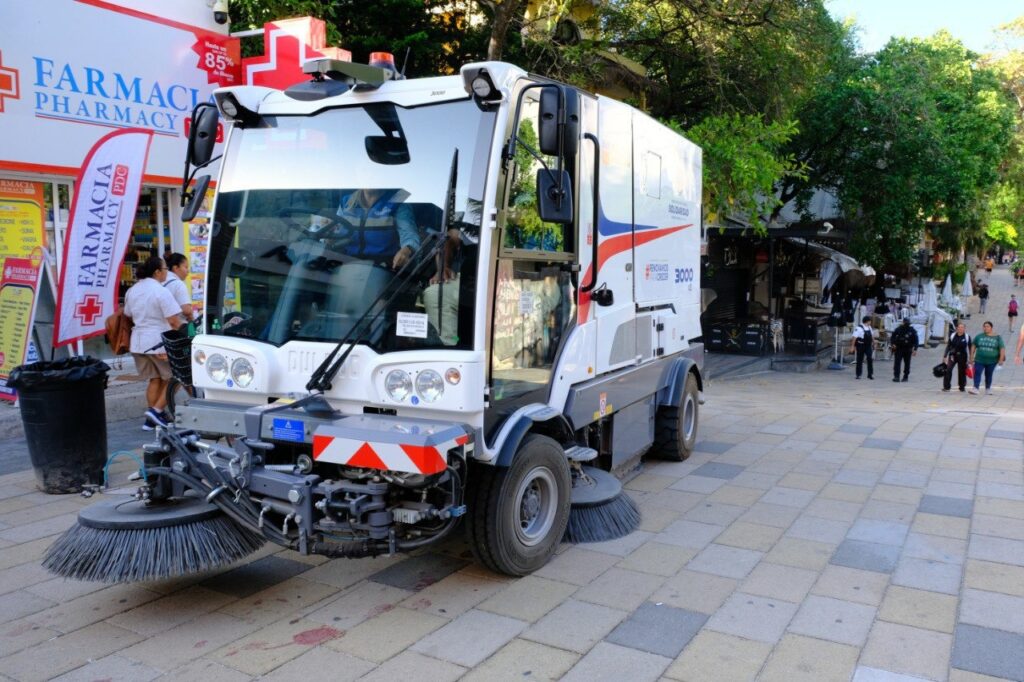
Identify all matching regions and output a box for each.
[306,150,460,393]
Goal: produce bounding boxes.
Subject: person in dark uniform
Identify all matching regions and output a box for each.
[943,322,971,392]
[849,315,875,379]
[890,318,919,382]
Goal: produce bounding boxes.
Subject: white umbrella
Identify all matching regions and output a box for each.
[941,274,954,305]
[961,270,973,297]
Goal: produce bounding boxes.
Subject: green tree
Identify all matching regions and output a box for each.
[776,32,1017,267]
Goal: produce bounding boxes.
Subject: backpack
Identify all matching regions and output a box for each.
[104,309,133,355]
[1010,300,1019,314]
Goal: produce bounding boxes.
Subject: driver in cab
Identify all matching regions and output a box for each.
[333,188,420,269]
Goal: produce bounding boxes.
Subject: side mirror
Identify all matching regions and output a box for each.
[181,175,211,222]
[537,169,573,224]
[538,86,579,158]
[365,136,411,165]
[188,105,219,168]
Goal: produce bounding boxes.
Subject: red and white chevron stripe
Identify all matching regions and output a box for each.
[311,433,470,475]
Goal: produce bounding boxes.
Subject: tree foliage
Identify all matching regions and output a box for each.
[226,1,1024,269]
[777,32,1017,266]
[678,114,802,231]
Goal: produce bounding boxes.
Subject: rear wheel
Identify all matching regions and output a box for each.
[466,434,571,576]
[651,373,699,461]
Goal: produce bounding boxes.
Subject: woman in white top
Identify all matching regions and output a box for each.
[124,256,182,430]
[164,252,193,320]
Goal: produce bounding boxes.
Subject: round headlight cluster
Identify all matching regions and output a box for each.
[231,358,255,388]
[415,370,444,403]
[385,368,459,403]
[206,353,228,382]
[385,369,413,401]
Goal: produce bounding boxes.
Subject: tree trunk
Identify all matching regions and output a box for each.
[487,0,522,61]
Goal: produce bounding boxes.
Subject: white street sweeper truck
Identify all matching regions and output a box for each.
[46,55,705,582]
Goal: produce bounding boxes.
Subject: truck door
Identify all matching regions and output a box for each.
[583,97,636,374]
[486,86,578,436]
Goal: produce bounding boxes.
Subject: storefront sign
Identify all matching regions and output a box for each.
[0,1,238,181]
[0,256,43,401]
[54,128,153,347]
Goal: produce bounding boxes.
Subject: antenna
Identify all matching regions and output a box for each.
[399,47,411,78]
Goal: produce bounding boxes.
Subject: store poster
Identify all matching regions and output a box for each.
[0,180,47,261]
[0,256,43,401]
[183,187,238,317]
[0,180,47,399]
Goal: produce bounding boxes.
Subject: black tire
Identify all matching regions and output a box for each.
[165,379,196,418]
[466,434,571,576]
[651,372,699,461]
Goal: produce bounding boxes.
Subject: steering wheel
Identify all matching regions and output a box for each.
[277,206,357,237]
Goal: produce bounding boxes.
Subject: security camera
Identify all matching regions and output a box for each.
[211,0,229,24]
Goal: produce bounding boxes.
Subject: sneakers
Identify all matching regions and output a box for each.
[142,407,169,431]
[902,376,909,382]
[892,377,900,382]
[968,387,978,395]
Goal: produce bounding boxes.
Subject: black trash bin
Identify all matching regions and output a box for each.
[8,356,110,494]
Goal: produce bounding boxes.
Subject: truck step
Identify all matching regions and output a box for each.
[565,445,598,462]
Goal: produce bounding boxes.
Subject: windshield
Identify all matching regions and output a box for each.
[204,99,496,351]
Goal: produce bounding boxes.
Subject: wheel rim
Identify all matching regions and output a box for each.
[682,394,696,442]
[514,466,558,547]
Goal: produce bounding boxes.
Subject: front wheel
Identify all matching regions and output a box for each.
[651,373,699,461]
[466,434,571,576]
[165,379,196,419]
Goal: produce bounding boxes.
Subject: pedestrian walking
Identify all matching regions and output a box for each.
[977,282,989,314]
[968,321,1005,395]
[1009,295,1019,332]
[943,322,971,392]
[890,318,918,382]
[164,252,194,320]
[1014,325,1024,365]
[123,256,183,430]
[849,315,875,380]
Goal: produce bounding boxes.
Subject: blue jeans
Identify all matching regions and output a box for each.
[972,361,996,390]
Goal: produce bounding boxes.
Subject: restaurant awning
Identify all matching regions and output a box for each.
[784,237,875,277]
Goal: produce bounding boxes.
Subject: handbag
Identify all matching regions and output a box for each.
[932,363,948,378]
[966,364,975,379]
[104,309,133,356]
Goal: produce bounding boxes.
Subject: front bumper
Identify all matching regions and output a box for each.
[176,399,473,475]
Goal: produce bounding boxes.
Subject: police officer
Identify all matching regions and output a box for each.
[943,322,971,392]
[849,315,875,380]
[889,318,919,382]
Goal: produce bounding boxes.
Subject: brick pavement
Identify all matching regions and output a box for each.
[0,267,1021,681]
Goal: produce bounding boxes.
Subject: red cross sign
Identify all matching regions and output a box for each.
[0,50,20,113]
[74,294,104,326]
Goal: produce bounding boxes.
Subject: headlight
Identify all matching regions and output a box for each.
[385,369,412,402]
[193,349,206,366]
[415,369,444,403]
[445,367,461,385]
[206,353,228,382]
[231,358,255,388]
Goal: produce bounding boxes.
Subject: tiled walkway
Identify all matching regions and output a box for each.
[0,267,1021,681]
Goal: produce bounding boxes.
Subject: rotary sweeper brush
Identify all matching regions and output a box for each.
[44,55,704,582]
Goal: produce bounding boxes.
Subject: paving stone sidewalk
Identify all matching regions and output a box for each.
[0,267,1021,681]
